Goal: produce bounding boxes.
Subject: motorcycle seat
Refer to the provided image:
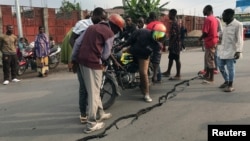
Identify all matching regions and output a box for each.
[50,46,58,53]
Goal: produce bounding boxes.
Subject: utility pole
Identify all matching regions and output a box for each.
[30,0,32,7]
[15,0,23,38]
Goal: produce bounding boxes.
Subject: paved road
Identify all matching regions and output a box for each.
[0,40,250,141]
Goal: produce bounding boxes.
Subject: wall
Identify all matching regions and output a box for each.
[0,5,88,44]
[0,5,204,44]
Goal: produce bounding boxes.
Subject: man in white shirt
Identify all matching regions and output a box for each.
[217,8,244,92]
[69,8,107,46]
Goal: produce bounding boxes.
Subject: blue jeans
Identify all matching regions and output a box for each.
[77,66,88,116]
[217,57,235,82]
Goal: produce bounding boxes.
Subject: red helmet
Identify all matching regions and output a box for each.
[152,23,167,33]
[152,23,167,41]
[108,14,125,31]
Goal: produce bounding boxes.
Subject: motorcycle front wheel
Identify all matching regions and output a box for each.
[100,75,117,110]
[49,54,60,69]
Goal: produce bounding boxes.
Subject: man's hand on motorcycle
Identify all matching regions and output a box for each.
[114,61,124,70]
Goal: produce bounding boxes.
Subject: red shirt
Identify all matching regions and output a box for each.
[202,15,218,48]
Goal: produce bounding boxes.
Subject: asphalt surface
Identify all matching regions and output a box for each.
[0,40,250,141]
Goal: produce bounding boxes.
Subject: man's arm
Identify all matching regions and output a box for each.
[102,36,115,60]
[234,23,244,59]
[71,32,85,62]
[69,32,79,47]
[199,32,208,41]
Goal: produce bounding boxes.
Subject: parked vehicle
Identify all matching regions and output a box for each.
[101,39,154,109]
[17,43,36,76]
[48,45,61,69]
[17,42,61,76]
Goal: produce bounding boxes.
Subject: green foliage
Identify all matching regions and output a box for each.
[123,0,169,21]
[59,0,81,13]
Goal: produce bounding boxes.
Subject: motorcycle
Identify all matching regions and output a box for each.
[17,42,61,76]
[48,45,61,69]
[101,39,154,110]
[17,44,36,76]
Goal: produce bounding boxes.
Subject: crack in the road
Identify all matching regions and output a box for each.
[77,76,200,141]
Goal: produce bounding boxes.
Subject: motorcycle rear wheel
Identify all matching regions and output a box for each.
[100,76,117,110]
[49,54,60,69]
[17,65,26,76]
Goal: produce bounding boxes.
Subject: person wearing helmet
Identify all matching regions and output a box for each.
[72,13,125,134]
[146,11,166,83]
[162,9,182,80]
[121,22,167,102]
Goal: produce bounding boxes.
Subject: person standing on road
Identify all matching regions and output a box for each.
[162,9,182,80]
[199,5,218,84]
[213,17,223,74]
[34,26,50,77]
[217,8,244,92]
[146,11,164,83]
[61,28,75,72]
[73,14,125,133]
[0,25,20,85]
[180,24,187,51]
[200,16,222,76]
[70,7,107,124]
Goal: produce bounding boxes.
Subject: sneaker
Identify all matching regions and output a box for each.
[144,95,152,102]
[83,122,105,134]
[219,83,228,88]
[97,113,112,122]
[80,115,87,124]
[224,86,235,92]
[3,80,9,85]
[12,78,20,82]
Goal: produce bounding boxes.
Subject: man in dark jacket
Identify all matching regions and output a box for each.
[122,23,167,102]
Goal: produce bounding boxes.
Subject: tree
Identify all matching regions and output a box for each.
[59,0,81,13]
[122,0,170,21]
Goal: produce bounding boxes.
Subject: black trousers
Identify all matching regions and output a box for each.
[2,54,18,81]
